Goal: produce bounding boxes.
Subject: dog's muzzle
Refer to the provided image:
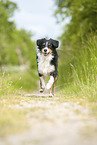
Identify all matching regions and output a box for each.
[42,48,50,56]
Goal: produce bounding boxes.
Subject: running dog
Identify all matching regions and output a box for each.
[36,38,59,97]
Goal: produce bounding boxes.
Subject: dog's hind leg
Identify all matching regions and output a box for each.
[40,76,45,92]
[49,76,57,97]
[49,83,54,97]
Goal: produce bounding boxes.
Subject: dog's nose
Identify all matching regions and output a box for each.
[44,49,47,52]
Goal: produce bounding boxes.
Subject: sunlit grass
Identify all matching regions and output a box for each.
[71,36,97,101]
[0,68,38,96]
[0,106,28,136]
[0,66,39,136]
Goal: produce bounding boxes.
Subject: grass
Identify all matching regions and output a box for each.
[71,36,97,101]
[0,95,26,136]
[0,66,38,95]
[57,36,97,101]
[0,35,97,137]
[0,66,39,136]
[0,106,28,136]
[0,85,97,137]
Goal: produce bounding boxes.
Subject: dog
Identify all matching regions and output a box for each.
[36,38,59,97]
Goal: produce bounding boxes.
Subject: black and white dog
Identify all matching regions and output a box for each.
[36,38,59,97]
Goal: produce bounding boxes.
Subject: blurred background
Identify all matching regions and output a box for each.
[0,0,97,141]
[0,0,97,99]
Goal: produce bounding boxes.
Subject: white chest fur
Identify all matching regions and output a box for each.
[37,53,55,76]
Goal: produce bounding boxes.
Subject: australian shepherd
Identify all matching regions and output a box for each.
[36,38,59,97]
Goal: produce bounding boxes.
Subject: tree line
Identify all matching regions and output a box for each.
[0,0,36,68]
[54,0,97,87]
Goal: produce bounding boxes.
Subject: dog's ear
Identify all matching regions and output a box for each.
[50,38,59,48]
[53,40,59,48]
[36,38,46,46]
[36,39,41,46]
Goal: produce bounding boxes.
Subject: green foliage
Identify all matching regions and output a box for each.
[0,0,37,94]
[0,0,16,33]
[54,0,97,99]
[55,0,97,59]
[0,0,36,67]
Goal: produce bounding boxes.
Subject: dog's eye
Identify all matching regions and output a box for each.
[48,43,50,47]
[42,43,45,47]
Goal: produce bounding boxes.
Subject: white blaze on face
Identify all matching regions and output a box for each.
[42,41,51,55]
[43,47,50,54]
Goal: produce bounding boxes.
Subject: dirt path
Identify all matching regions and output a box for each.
[0,93,97,145]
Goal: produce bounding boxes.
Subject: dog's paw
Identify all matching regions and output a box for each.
[40,88,44,93]
[49,92,54,98]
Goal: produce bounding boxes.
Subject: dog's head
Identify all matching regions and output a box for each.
[36,38,59,56]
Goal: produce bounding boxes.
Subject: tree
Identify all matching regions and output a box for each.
[0,0,17,33]
[54,0,97,47]
[0,0,36,67]
[54,0,97,84]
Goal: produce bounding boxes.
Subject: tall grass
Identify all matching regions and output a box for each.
[72,36,97,100]
[0,66,38,97]
[58,35,97,101]
[0,72,14,96]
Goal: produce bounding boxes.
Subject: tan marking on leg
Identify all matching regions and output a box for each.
[49,84,54,97]
[50,85,53,95]
[54,76,57,83]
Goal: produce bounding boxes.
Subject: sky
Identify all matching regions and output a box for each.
[11,0,67,40]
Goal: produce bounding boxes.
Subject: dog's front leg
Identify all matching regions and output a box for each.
[46,76,54,96]
[40,76,45,92]
[46,76,54,90]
